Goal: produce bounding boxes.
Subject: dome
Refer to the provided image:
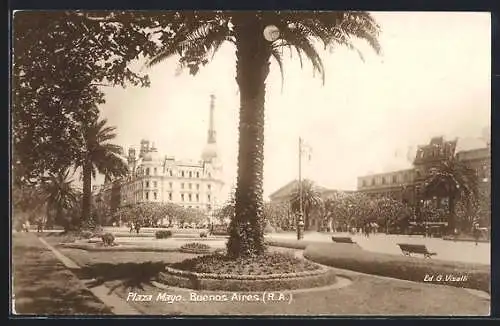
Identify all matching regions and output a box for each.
[202,143,218,162]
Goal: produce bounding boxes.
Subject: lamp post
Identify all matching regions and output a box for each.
[297,137,305,240]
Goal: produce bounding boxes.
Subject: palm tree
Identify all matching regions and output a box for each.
[41,169,79,230]
[290,180,322,230]
[76,117,129,225]
[423,158,479,233]
[149,11,381,257]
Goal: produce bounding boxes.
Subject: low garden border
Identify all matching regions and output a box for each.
[303,243,490,294]
[156,262,337,292]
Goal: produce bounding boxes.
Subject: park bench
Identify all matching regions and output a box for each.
[397,243,437,258]
[331,236,356,244]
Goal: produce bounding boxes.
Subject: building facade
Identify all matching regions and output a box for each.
[357,135,491,227]
[268,180,354,231]
[95,95,225,222]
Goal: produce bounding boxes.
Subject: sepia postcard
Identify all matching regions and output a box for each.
[11,10,491,317]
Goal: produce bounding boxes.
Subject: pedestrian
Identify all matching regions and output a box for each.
[129,222,134,233]
[473,223,480,246]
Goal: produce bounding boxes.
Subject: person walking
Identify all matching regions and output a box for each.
[473,223,480,246]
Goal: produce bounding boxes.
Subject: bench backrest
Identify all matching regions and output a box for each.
[332,237,355,243]
[398,243,429,253]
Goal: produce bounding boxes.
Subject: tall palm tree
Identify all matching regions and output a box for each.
[423,158,479,233]
[149,11,381,257]
[76,117,129,225]
[41,169,79,230]
[290,180,322,230]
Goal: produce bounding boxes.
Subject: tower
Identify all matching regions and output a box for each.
[202,94,219,163]
[208,94,216,144]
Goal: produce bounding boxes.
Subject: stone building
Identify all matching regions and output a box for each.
[357,134,491,228]
[95,95,225,223]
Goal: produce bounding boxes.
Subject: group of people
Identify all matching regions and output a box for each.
[349,223,378,237]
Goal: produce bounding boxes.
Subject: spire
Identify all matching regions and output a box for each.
[208,94,216,144]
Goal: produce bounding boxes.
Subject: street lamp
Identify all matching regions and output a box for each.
[297,212,304,240]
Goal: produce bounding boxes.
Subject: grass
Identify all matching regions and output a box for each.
[47,241,489,315]
[11,233,112,315]
[304,243,490,293]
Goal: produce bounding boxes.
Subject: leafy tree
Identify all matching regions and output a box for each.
[423,158,479,233]
[148,11,381,257]
[290,179,322,230]
[12,11,166,185]
[372,197,413,233]
[75,117,129,225]
[263,202,291,230]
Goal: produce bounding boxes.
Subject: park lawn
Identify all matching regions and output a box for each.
[11,233,112,315]
[55,245,489,316]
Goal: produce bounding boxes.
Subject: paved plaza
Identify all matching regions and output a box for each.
[266,232,490,265]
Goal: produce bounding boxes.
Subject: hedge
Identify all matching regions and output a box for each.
[304,243,490,294]
[265,239,324,250]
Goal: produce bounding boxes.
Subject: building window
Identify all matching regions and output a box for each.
[188,194,192,201]
[208,172,212,178]
[154,167,157,175]
[146,168,150,176]
[181,171,185,177]
[196,193,199,202]
[146,181,150,188]
[392,175,397,184]
[169,193,172,201]
[196,184,200,190]
[207,204,212,211]
[145,192,149,200]
[189,183,192,189]
[188,206,192,209]
[208,184,212,191]
[371,179,375,186]
[362,180,367,187]
[189,171,192,178]
[382,178,386,185]
[208,194,211,201]
[154,192,157,200]
[181,183,184,189]
[181,194,185,201]
[170,170,173,177]
[153,181,157,188]
[169,182,172,188]
[196,172,200,178]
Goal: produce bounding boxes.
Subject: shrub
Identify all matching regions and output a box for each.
[210,224,229,236]
[156,230,173,239]
[80,230,93,239]
[264,224,276,234]
[304,243,490,293]
[200,231,208,238]
[101,233,115,246]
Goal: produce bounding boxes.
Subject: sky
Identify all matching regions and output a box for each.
[95,11,491,201]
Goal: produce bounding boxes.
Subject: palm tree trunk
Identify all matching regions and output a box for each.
[227,17,271,258]
[81,160,92,227]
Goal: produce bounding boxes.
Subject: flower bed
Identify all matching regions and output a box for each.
[180,242,212,254]
[304,243,490,294]
[158,252,336,291]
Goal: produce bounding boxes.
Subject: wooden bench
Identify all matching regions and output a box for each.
[397,243,437,258]
[332,236,356,244]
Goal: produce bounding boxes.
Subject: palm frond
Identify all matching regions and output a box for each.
[270,47,285,93]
